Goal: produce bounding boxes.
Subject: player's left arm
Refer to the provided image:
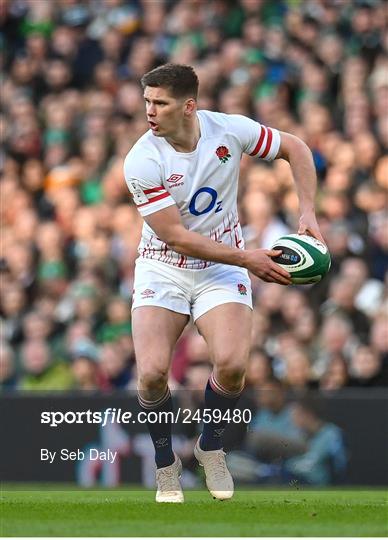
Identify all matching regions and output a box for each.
[275,132,324,243]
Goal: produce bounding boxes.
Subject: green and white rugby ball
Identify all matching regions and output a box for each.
[271,234,331,284]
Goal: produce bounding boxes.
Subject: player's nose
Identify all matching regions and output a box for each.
[147,103,156,116]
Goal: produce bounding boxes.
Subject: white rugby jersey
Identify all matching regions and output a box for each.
[123,110,281,269]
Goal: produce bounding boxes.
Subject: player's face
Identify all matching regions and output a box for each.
[143,86,188,137]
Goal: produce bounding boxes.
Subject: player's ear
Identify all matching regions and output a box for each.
[184,98,196,116]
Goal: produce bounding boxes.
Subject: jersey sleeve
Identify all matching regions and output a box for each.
[227,114,281,161]
[123,150,176,217]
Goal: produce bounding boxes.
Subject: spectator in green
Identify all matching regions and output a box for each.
[98,296,132,343]
[19,339,73,391]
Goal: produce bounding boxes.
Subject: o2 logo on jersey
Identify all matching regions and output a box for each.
[189,187,223,216]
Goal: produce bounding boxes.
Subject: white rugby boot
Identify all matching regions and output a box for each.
[155,454,184,503]
[194,437,234,500]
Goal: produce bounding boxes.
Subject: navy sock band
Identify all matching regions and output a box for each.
[138,387,175,469]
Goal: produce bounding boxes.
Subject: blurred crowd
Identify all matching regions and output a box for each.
[1,0,387,394]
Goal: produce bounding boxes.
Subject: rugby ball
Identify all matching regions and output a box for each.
[271,234,331,284]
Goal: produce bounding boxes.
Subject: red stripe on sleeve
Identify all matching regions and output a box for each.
[249,126,266,156]
[260,127,273,158]
[144,186,165,194]
[137,191,170,208]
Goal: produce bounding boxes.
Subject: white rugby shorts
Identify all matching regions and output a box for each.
[132,258,253,321]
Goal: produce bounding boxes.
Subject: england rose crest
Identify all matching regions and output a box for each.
[238,283,247,295]
[216,145,231,163]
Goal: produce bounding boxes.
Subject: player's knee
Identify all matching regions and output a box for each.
[214,350,246,373]
[138,366,169,392]
[215,358,246,388]
[219,365,245,382]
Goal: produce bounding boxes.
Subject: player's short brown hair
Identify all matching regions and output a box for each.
[141,63,199,100]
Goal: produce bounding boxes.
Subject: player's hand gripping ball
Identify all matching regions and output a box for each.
[271,234,331,284]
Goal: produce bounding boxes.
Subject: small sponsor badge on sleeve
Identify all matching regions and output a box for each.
[128,179,149,205]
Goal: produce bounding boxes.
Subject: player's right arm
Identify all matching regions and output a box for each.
[143,204,291,285]
[123,146,291,285]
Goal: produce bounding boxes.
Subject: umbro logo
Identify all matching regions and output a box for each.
[141,289,155,298]
[166,174,184,187]
[214,428,225,437]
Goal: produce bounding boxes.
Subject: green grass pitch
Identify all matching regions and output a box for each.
[1,486,387,537]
